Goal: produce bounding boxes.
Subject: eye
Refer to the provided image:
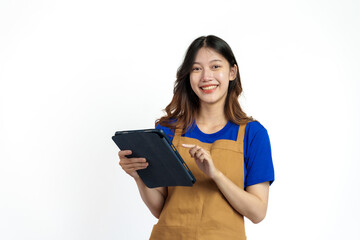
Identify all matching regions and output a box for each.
[212,65,221,69]
[192,66,201,72]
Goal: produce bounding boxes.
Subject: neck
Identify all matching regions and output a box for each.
[196,102,227,128]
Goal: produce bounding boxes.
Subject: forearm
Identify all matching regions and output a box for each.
[134,177,166,218]
[213,171,269,223]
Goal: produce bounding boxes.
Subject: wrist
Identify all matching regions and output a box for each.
[212,169,223,182]
[133,175,142,182]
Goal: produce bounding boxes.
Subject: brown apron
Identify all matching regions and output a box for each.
[150,123,247,240]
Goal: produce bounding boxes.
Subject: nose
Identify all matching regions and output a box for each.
[201,67,213,81]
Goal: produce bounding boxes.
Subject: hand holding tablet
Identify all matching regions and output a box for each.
[118,149,149,179]
[112,129,196,188]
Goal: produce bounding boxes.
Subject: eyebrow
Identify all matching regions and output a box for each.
[193,59,223,64]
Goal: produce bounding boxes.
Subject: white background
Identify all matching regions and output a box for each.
[1,0,359,239]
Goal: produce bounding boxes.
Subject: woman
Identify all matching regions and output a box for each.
[118,35,274,239]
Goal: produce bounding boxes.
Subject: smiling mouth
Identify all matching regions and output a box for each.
[200,85,218,90]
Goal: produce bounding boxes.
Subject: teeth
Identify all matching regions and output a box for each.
[201,86,217,90]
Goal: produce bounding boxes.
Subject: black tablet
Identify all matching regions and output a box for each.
[112,129,196,188]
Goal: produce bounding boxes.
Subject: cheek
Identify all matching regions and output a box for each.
[217,71,224,78]
[215,71,231,89]
[214,71,228,82]
[189,75,199,91]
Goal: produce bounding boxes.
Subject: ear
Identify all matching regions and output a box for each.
[229,64,237,81]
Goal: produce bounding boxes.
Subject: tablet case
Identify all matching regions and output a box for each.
[112,129,196,188]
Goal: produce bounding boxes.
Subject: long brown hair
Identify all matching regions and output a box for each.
[155,35,253,133]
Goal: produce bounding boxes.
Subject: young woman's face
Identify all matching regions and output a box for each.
[190,47,237,107]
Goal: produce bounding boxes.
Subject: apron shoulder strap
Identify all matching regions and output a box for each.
[173,128,182,146]
[236,122,248,143]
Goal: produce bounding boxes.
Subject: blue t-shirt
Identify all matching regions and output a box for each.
[156,121,274,188]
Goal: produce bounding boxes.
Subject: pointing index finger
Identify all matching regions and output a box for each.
[182,144,196,148]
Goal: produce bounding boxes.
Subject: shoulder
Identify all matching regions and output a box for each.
[245,121,269,142]
[244,121,271,156]
[246,121,268,133]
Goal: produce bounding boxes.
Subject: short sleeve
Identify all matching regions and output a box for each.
[244,122,275,188]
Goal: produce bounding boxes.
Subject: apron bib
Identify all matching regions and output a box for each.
[150,123,247,240]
